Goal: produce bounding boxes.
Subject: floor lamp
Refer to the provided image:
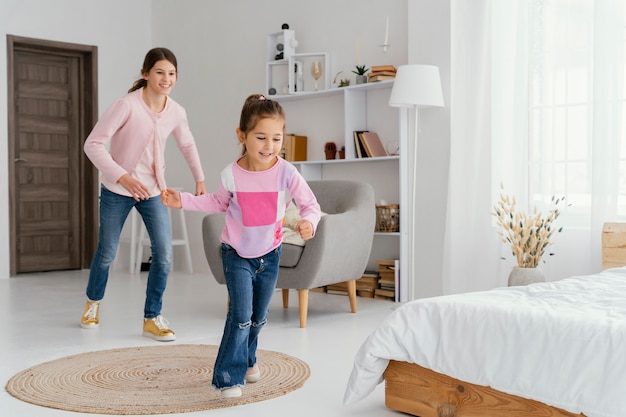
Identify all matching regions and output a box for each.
[388,65,444,301]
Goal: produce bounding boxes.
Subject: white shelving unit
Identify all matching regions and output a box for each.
[266,29,331,96]
[271,80,408,295]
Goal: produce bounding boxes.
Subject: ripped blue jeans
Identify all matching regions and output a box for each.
[212,243,281,390]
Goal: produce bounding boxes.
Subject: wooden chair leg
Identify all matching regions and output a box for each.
[282,289,289,308]
[297,288,309,328]
[347,279,357,313]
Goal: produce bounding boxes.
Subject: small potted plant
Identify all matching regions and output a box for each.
[324,142,337,160]
[339,79,351,87]
[338,145,346,159]
[352,65,370,84]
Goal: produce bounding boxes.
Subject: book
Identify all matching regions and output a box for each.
[327,289,349,296]
[374,287,395,300]
[359,132,388,157]
[394,259,400,302]
[353,130,370,158]
[368,74,396,82]
[371,65,397,73]
[282,134,307,161]
[357,289,376,298]
[368,70,397,77]
[377,259,396,268]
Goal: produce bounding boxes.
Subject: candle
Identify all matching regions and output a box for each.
[356,39,361,65]
[384,16,389,45]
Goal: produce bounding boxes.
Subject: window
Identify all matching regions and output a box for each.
[496,0,626,227]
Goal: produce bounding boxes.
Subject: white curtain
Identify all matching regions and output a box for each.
[495,0,626,279]
[445,0,625,294]
[445,0,503,294]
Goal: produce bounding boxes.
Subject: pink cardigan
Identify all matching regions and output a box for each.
[84,88,205,185]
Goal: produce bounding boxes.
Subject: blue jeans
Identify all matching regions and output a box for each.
[86,186,172,318]
[212,243,281,390]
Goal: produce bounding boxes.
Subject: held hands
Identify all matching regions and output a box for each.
[160,188,182,208]
[295,220,314,241]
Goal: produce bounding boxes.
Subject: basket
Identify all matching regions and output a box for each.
[375,204,399,232]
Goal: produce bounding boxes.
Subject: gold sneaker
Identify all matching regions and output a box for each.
[143,315,176,342]
[81,301,100,329]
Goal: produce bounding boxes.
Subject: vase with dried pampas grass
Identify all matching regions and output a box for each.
[492,184,565,270]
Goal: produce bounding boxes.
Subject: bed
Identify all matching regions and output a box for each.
[343,268,626,417]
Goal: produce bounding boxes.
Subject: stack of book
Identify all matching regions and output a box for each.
[326,281,350,296]
[356,270,379,298]
[353,131,388,158]
[368,65,397,82]
[374,259,396,301]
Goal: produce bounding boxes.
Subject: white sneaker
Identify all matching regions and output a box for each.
[221,386,242,398]
[245,364,260,383]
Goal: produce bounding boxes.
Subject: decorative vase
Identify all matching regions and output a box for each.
[356,75,367,84]
[508,267,545,287]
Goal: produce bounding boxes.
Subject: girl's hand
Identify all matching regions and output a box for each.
[160,188,182,208]
[118,174,150,201]
[195,181,208,196]
[295,220,314,241]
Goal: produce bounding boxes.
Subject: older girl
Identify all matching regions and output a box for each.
[81,47,206,341]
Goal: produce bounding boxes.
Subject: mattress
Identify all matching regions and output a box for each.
[343,268,626,417]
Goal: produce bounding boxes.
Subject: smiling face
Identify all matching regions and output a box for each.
[142,59,177,96]
[237,116,284,171]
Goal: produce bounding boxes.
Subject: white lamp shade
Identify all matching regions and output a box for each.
[389,65,444,108]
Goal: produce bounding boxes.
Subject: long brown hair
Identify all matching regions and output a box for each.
[238,94,285,155]
[128,47,178,93]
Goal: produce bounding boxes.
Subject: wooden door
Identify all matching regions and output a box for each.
[7,36,99,274]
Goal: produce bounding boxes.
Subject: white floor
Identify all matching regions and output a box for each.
[0,269,403,417]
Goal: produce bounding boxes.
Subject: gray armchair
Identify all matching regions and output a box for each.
[202,180,376,327]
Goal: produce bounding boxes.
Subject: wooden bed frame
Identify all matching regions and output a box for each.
[384,360,586,417]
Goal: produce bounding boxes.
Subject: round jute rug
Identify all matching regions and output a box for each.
[5,344,310,415]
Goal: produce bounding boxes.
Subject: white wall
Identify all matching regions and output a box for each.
[0,0,410,278]
[139,0,410,274]
[407,0,452,298]
[0,0,153,278]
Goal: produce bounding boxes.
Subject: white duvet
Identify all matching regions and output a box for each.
[343,268,626,417]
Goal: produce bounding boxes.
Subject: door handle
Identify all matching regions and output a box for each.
[14,158,28,162]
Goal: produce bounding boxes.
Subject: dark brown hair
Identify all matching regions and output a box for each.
[128,47,178,93]
[238,94,286,155]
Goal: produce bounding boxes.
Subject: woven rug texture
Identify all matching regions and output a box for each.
[5,344,310,415]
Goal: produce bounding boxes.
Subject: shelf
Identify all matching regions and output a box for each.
[270,79,394,101]
[292,155,399,166]
[268,71,402,278]
[267,29,296,61]
[374,232,400,237]
[293,156,399,183]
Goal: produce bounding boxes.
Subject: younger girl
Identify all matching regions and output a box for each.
[161,94,320,398]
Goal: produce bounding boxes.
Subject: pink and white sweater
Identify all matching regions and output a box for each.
[180,157,321,258]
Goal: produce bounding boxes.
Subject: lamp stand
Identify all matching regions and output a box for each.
[409,107,420,301]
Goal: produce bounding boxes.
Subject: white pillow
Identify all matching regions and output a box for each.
[282,201,325,246]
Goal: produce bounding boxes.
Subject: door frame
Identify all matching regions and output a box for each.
[7,35,99,275]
